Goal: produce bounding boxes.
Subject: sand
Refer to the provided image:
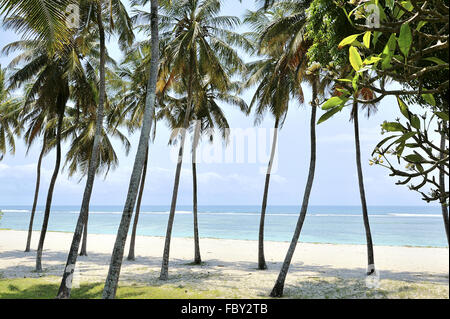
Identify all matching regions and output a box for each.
[0,230,448,298]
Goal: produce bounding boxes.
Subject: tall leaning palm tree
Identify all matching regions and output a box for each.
[157,0,247,280]
[243,6,302,270]
[109,44,159,261]
[56,0,134,298]
[159,81,247,265]
[102,0,160,299]
[9,49,71,272]
[21,108,53,253]
[252,0,332,297]
[350,90,378,275]
[3,0,99,272]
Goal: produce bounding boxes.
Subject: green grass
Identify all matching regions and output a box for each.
[0,277,228,299]
[0,276,447,299]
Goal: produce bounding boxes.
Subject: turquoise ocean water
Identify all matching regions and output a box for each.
[0,205,447,247]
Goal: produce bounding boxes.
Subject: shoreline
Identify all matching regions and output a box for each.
[0,230,448,298]
[0,228,447,249]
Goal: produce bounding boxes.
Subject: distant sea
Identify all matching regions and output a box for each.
[0,205,447,247]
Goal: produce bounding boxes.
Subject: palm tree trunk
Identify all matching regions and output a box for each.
[79,214,88,256]
[102,0,159,299]
[353,103,375,274]
[56,4,106,298]
[192,120,201,264]
[270,79,318,297]
[128,146,149,261]
[25,144,45,252]
[258,118,279,270]
[439,121,449,245]
[160,98,192,280]
[35,104,65,272]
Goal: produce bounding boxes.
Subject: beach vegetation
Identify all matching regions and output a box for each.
[0,0,447,300]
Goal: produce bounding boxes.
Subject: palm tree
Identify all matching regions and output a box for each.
[157,0,247,280]
[63,99,132,256]
[243,6,303,270]
[56,0,134,298]
[13,80,70,253]
[102,0,160,299]
[0,65,22,162]
[351,97,378,275]
[108,45,158,261]
[0,0,75,53]
[25,143,45,252]
[271,73,321,298]
[5,2,113,268]
[8,46,72,272]
[127,146,149,260]
[21,109,52,253]
[250,0,332,297]
[159,81,247,265]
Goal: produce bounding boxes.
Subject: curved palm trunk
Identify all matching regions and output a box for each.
[56,5,106,298]
[439,122,449,245]
[258,118,279,270]
[128,146,149,261]
[79,214,88,256]
[25,144,45,252]
[192,120,201,264]
[102,0,159,299]
[160,101,192,280]
[353,103,375,274]
[270,80,318,297]
[35,105,65,272]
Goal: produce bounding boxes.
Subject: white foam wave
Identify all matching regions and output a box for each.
[1,209,30,213]
[388,213,441,218]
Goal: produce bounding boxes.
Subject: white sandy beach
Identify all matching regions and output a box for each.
[0,230,448,298]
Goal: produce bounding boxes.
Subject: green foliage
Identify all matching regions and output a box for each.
[306,0,355,67]
[317,0,448,204]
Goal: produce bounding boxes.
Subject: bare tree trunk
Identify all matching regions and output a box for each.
[192,120,201,264]
[160,99,192,280]
[128,146,149,261]
[102,0,159,299]
[79,214,88,256]
[353,103,375,274]
[439,121,449,246]
[25,144,45,252]
[258,118,279,270]
[270,79,318,297]
[35,104,65,272]
[56,4,106,298]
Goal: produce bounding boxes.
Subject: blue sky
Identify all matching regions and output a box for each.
[0,0,430,207]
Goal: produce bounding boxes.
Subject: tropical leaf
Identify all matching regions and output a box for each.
[363,31,371,49]
[338,33,361,49]
[382,122,404,132]
[421,93,436,106]
[398,23,412,57]
[349,46,363,71]
[317,105,343,124]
